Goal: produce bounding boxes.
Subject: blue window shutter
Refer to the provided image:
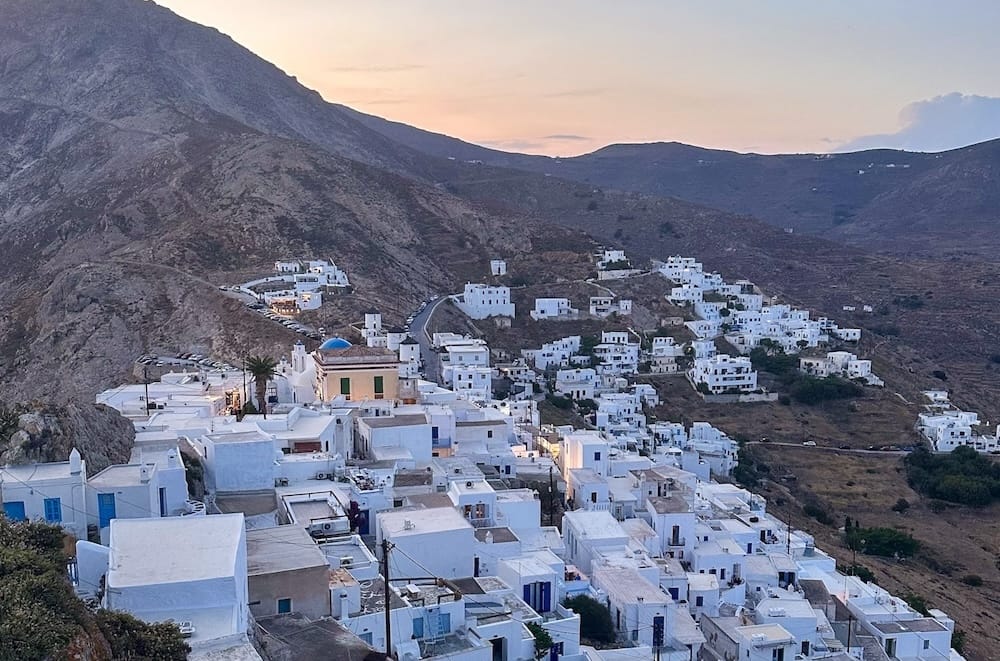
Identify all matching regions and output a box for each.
[3,501,26,521]
[412,617,424,639]
[541,581,551,612]
[44,498,62,523]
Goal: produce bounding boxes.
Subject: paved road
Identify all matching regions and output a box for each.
[410,297,448,383]
[745,441,908,456]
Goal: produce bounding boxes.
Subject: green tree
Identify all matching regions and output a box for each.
[95,611,189,661]
[525,622,553,659]
[563,595,615,644]
[245,355,278,419]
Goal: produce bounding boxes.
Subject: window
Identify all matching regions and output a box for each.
[801,641,810,656]
[884,639,896,658]
[339,377,351,397]
[412,617,424,639]
[594,452,601,461]
[159,487,167,517]
[3,501,27,521]
[360,632,373,645]
[695,596,704,607]
[923,640,930,651]
[772,649,784,661]
[43,498,62,523]
[277,598,292,614]
[487,430,493,438]
[374,375,384,398]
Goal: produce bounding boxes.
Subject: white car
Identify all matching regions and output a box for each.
[802,441,817,447]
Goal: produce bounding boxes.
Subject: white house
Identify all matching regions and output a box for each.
[689,355,758,395]
[555,368,597,400]
[651,336,684,374]
[530,298,578,320]
[1,448,88,540]
[799,351,883,386]
[490,259,507,276]
[456,283,515,319]
[101,514,249,647]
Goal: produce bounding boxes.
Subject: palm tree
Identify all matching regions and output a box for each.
[245,355,278,419]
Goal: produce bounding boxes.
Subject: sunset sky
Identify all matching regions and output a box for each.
[158,0,1000,156]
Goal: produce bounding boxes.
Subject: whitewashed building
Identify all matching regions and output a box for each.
[530,298,579,320]
[689,355,758,395]
[455,283,515,319]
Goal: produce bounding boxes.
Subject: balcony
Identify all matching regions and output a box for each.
[667,537,687,547]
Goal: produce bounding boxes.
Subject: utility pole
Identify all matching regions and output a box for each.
[143,366,150,411]
[785,509,792,555]
[548,465,555,526]
[381,539,393,659]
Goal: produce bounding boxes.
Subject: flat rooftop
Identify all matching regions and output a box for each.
[247,526,327,575]
[108,514,245,588]
[475,527,519,544]
[648,495,691,514]
[204,430,273,444]
[594,566,667,603]
[88,464,152,489]
[362,414,427,429]
[1,461,77,481]
[379,506,472,536]
[256,612,388,661]
[562,509,625,540]
[288,500,339,524]
[870,618,947,634]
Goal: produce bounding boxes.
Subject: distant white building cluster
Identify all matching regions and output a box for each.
[596,248,643,280]
[240,258,350,314]
[800,351,883,386]
[917,391,999,453]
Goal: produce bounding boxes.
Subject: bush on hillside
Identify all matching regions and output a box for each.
[905,446,1000,507]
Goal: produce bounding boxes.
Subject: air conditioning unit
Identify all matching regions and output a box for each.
[275,478,289,487]
[465,481,474,488]
[339,556,353,567]
[316,472,329,480]
[403,519,415,530]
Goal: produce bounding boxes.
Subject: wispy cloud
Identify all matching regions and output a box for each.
[480,138,546,152]
[541,134,591,141]
[838,93,1000,152]
[327,64,425,73]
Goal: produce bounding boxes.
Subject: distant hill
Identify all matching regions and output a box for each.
[347,107,1000,255]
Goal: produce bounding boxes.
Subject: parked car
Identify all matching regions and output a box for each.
[802,441,817,447]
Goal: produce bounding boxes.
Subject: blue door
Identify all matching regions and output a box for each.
[98,493,117,528]
[3,501,26,521]
[357,509,370,535]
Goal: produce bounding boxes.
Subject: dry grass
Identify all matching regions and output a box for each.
[751,446,1000,659]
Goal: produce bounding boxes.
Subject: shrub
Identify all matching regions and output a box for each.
[546,394,573,410]
[778,394,791,405]
[846,524,919,558]
[95,611,190,661]
[891,498,910,513]
[790,376,863,404]
[563,595,615,644]
[931,369,948,381]
[904,446,1000,507]
[903,593,930,616]
[803,501,835,525]
[525,621,553,659]
[960,574,983,587]
[990,354,1000,364]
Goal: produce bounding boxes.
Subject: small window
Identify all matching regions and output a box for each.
[374,375,384,395]
[695,596,704,607]
[340,377,351,396]
[487,430,493,438]
[923,640,930,650]
[277,598,292,614]
[43,498,62,523]
[594,452,601,461]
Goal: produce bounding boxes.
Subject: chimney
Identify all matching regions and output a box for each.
[167,448,179,468]
[69,448,82,475]
[139,464,153,483]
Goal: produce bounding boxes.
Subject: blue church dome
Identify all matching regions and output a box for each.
[319,337,353,350]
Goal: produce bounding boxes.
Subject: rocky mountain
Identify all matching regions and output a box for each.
[2,0,998,436]
[347,107,1000,255]
[0,0,591,410]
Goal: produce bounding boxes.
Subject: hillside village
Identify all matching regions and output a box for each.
[0,249,974,661]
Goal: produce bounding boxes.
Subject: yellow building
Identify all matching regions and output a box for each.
[313,337,401,402]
